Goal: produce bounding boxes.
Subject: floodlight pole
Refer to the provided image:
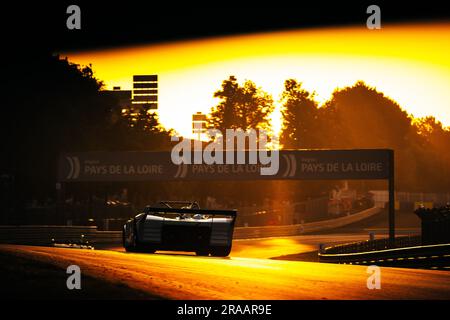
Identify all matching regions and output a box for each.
[388,149,395,246]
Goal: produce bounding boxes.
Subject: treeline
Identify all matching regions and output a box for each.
[208,76,450,192]
[2,55,449,219]
[1,54,173,215]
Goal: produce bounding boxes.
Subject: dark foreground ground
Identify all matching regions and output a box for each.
[0,251,157,299]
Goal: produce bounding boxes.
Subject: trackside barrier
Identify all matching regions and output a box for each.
[233,206,381,239]
[322,235,422,254]
[0,225,122,246]
[0,207,382,245]
[319,242,450,268]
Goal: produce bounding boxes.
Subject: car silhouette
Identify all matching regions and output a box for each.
[123,201,237,256]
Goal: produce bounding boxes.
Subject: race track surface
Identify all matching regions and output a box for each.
[1,243,449,299]
[104,233,376,258]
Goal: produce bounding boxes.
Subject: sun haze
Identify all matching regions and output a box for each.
[63,22,450,138]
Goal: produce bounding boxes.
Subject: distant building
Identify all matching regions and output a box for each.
[102,86,132,109]
[132,75,158,110]
[192,112,207,140]
[101,75,158,125]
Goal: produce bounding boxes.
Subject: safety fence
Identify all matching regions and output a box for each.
[370,190,450,210]
[322,235,422,254]
[233,206,381,238]
[0,207,382,246]
[0,225,121,246]
[319,241,450,268]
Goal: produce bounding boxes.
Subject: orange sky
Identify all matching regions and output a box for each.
[63,22,450,138]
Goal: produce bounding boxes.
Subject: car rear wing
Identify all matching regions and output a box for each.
[143,207,237,227]
[144,206,237,219]
[156,200,200,209]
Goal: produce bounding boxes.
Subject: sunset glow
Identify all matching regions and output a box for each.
[64,22,450,138]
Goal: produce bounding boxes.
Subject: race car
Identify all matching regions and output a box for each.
[122,201,237,256]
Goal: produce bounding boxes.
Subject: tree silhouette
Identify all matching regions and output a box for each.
[110,107,174,151]
[412,116,450,191]
[3,53,450,225]
[280,79,319,149]
[319,81,413,149]
[278,80,450,192]
[208,76,274,133]
[1,54,173,220]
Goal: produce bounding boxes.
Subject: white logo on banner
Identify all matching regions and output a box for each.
[66,156,81,180]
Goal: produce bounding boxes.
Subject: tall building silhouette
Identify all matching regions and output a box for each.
[132,75,158,110]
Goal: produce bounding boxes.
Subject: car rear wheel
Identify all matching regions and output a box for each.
[123,227,134,252]
[210,246,231,257]
[146,246,156,254]
[124,234,137,252]
[196,250,209,256]
[124,225,141,252]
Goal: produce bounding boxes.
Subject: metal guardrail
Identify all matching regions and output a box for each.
[319,242,450,268]
[317,206,450,268]
[322,235,422,254]
[0,207,382,246]
[233,206,382,239]
[0,225,121,246]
